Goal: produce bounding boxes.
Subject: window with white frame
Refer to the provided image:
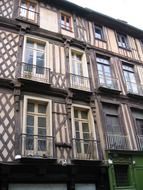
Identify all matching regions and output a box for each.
[122,64,138,94]
[19,0,38,22]
[71,51,83,76]
[23,38,46,76]
[22,96,52,157]
[72,106,96,159]
[69,49,90,91]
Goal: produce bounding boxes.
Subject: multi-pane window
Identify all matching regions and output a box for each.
[26,101,48,152]
[61,13,72,31]
[123,64,138,94]
[132,109,143,150]
[114,165,130,187]
[74,108,90,154]
[117,33,129,48]
[95,25,104,40]
[96,56,115,89]
[24,38,45,74]
[103,104,128,150]
[72,51,83,76]
[19,0,38,22]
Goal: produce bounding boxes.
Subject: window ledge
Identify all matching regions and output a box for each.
[16,17,39,26]
[95,37,107,43]
[118,45,131,51]
[61,27,73,33]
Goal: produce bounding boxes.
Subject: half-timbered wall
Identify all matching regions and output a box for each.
[0,89,15,162]
[49,43,67,89]
[53,102,71,161]
[0,29,19,79]
[75,16,90,43]
[0,0,14,18]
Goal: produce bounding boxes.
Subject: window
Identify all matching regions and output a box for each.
[69,50,90,91]
[23,38,46,75]
[96,55,116,89]
[103,104,128,150]
[61,13,72,31]
[117,33,129,49]
[72,51,83,76]
[19,0,38,23]
[132,109,143,150]
[123,64,138,94]
[22,96,52,157]
[95,25,104,40]
[114,165,130,187]
[72,106,96,159]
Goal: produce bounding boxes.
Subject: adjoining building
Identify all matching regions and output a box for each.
[1,0,143,189]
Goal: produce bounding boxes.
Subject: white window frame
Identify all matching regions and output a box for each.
[69,48,88,77]
[22,36,50,82]
[19,0,38,23]
[22,95,52,156]
[71,104,99,159]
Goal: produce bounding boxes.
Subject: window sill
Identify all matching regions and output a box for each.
[95,37,107,43]
[61,27,73,33]
[118,45,131,51]
[16,16,39,26]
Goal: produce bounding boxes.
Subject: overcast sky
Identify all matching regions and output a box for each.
[67,0,143,30]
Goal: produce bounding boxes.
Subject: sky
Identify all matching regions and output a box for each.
[67,0,143,30]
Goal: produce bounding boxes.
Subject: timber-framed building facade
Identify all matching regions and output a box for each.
[1,0,143,190]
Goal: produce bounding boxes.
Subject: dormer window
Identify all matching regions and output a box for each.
[18,0,38,23]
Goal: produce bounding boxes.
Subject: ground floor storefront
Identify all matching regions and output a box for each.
[107,151,143,190]
[0,158,109,190]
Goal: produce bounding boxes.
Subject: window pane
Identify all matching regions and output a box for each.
[27,103,34,112]
[27,115,34,126]
[136,119,143,135]
[25,48,33,66]
[38,128,46,136]
[75,121,79,131]
[114,165,129,187]
[82,123,89,132]
[83,133,90,139]
[38,117,46,128]
[26,127,33,135]
[38,104,47,113]
[81,111,88,119]
[74,110,78,118]
[38,140,46,151]
[36,51,44,74]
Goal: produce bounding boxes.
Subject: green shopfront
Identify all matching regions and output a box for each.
[107,151,143,190]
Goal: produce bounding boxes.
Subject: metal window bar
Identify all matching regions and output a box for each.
[72,138,97,160]
[125,81,143,96]
[106,134,129,150]
[21,134,54,158]
[137,135,143,150]
[16,62,50,83]
[69,73,90,91]
[18,6,39,23]
[98,74,119,90]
